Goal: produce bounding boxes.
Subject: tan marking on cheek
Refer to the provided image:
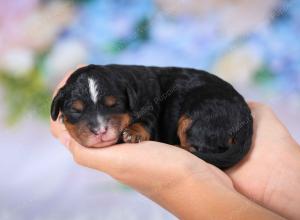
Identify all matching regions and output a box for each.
[104,96,117,107]
[71,100,84,111]
[177,115,192,151]
[64,118,90,146]
[109,113,131,133]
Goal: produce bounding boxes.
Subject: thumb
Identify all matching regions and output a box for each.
[67,139,137,175]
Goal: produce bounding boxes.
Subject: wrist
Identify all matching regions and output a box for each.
[263,140,300,219]
[141,157,282,220]
[146,165,282,220]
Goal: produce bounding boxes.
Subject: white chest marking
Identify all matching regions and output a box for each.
[88,78,98,104]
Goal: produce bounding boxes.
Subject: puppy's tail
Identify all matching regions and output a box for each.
[191,117,253,170]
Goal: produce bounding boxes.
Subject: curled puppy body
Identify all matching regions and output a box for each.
[51,64,253,169]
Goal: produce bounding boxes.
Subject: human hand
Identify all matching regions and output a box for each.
[51,108,283,220]
[226,102,300,219]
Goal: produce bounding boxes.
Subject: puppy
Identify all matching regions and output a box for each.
[51,64,253,169]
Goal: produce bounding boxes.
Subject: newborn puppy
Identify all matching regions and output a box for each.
[51,64,253,169]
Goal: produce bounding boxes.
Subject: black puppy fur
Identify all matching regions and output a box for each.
[51,64,253,169]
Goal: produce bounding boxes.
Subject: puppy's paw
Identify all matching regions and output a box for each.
[122,123,150,143]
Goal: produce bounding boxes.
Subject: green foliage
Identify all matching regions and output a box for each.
[135,16,151,42]
[0,69,51,125]
[254,65,276,84]
[105,16,151,54]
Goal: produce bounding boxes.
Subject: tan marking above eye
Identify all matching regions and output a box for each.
[71,100,84,111]
[104,96,117,107]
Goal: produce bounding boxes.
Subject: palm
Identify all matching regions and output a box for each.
[226,103,298,212]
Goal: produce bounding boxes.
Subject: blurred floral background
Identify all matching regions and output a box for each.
[0,0,299,219]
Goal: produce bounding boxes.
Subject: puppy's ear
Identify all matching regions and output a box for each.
[126,86,137,110]
[51,87,65,121]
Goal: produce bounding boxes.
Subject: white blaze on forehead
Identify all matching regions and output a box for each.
[88,78,98,103]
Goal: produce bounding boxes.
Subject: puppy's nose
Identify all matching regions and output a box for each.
[90,126,108,135]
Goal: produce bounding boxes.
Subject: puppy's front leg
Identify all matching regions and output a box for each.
[123,77,160,143]
[122,123,151,143]
[122,107,158,143]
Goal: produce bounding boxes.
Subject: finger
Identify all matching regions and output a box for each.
[76,64,86,69]
[247,101,291,141]
[49,110,72,146]
[67,139,137,174]
[247,101,274,122]
[50,112,66,133]
[247,101,261,109]
[68,140,176,173]
[50,119,71,145]
[52,70,73,97]
[67,140,198,179]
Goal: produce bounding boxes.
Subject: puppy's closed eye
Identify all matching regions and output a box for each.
[69,108,83,114]
[69,100,84,118]
[71,100,84,111]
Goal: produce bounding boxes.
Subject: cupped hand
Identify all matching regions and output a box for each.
[226,102,300,219]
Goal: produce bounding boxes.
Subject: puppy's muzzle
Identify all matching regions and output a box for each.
[88,125,108,135]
